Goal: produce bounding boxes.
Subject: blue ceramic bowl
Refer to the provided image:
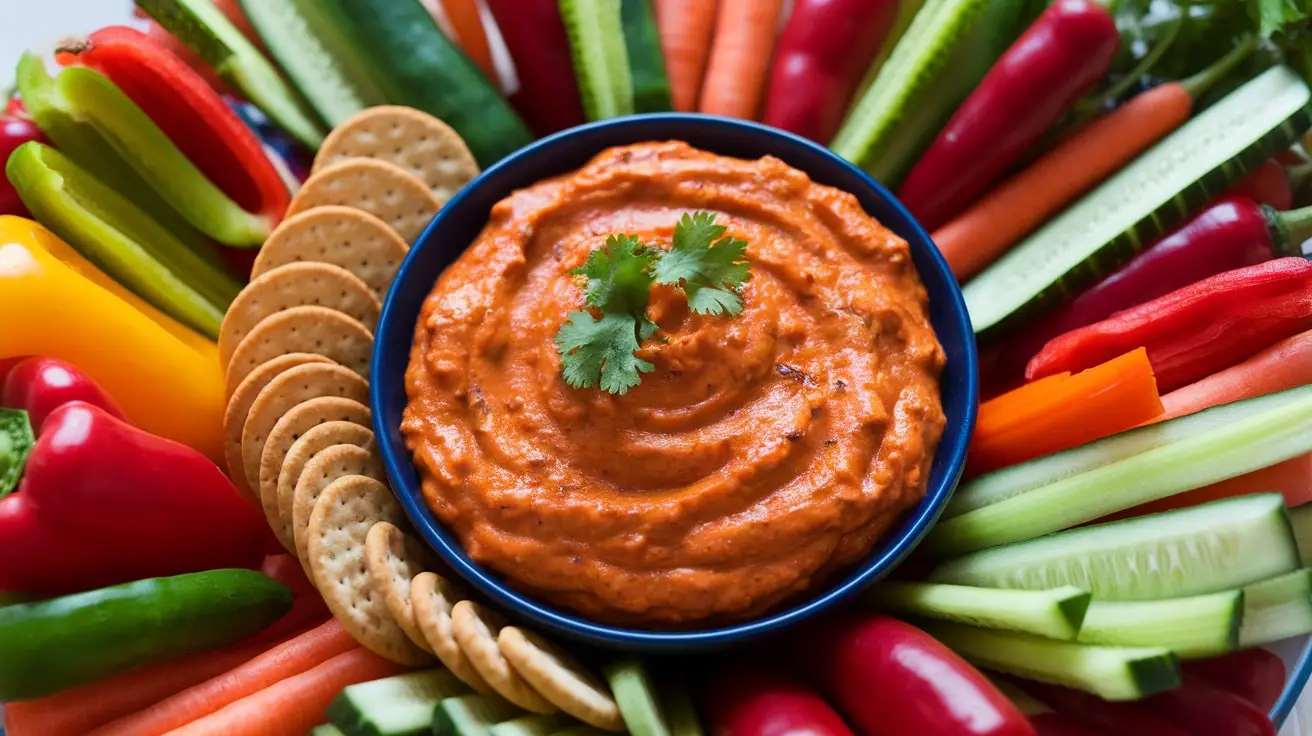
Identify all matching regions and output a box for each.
[371,114,979,652]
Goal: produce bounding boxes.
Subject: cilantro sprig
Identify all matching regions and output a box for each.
[553,212,751,395]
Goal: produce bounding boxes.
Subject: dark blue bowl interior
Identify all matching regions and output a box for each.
[372,114,979,652]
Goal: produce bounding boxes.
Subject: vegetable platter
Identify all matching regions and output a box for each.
[3,0,1312,734]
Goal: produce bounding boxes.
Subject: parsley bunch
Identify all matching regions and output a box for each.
[554,212,750,395]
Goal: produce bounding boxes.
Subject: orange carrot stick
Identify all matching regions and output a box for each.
[656,0,719,112]
[436,0,498,82]
[933,83,1191,280]
[1114,454,1312,520]
[697,0,785,118]
[90,620,357,736]
[161,648,408,736]
[3,642,268,736]
[967,348,1163,475]
[1160,329,1312,420]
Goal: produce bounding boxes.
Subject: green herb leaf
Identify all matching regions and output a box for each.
[653,212,751,316]
[555,311,655,395]
[572,234,659,317]
[0,408,35,499]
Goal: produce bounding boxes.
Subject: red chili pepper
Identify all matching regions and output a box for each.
[993,196,1304,388]
[0,396,269,595]
[1,115,46,217]
[897,0,1119,230]
[1182,649,1286,714]
[56,26,289,225]
[790,613,1036,736]
[1028,714,1105,736]
[483,0,585,137]
[701,656,855,736]
[1227,159,1295,210]
[1144,675,1275,736]
[761,0,899,144]
[1027,257,1312,391]
[1019,683,1189,736]
[2,357,124,432]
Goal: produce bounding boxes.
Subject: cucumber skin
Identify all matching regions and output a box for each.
[562,0,636,121]
[432,693,523,736]
[1239,568,1312,647]
[969,74,1312,341]
[326,669,468,736]
[622,0,672,113]
[921,621,1181,701]
[1291,504,1312,567]
[316,0,532,167]
[865,582,1090,640]
[0,570,290,700]
[1077,591,1241,659]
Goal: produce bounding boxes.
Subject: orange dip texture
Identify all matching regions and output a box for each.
[403,142,945,625]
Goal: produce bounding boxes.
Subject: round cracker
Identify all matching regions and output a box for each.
[219,262,380,367]
[293,444,386,568]
[307,475,432,665]
[225,305,373,395]
[314,106,479,204]
[252,206,408,299]
[222,353,332,499]
[240,363,369,495]
[412,572,492,693]
[264,420,373,550]
[364,522,433,653]
[286,159,441,245]
[452,600,557,714]
[499,627,624,731]
[262,398,372,550]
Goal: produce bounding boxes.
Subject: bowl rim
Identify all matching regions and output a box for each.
[371,113,979,649]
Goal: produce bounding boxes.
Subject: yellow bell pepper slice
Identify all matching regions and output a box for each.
[0,216,224,461]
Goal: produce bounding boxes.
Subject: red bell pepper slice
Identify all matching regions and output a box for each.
[1182,648,1286,713]
[701,656,855,736]
[0,114,45,217]
[2,356,124,432]
[56,26,288,226]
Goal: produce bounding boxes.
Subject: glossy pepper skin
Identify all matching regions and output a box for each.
[0,115,45,217]
[0,400,269,595]
[762,0,899,144]
[790,613,1036,736]
[0,217,225,459]
[1182,648,1286,713]
[483,0,586,137]
[898,0,1119,230]
[2,357,124,432]
[701,656,855,736]
[1144,674,1276,736]
[1020,682,1189,736]
[56,26,289,227]
[1027,257,1312,391]
[994,196,1299,388]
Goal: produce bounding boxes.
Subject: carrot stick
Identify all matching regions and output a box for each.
[161,648,408,736]
[933,83,1190,281]
[1112,454,1312,520]
[1160,329,1312,420]
[656,0,719,112]
[967,348,1163,475]
[436,0,498,82]
[90,620,357,736]
[3,643,268,736]
[697,0,785,118]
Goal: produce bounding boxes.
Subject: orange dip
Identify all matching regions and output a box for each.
[402,142,945,626]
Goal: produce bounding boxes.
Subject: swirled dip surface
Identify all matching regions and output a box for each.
[402,142,945,625]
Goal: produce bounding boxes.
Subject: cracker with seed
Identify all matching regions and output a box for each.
[314,106,480,204]
[365,522,434,653]
[286,159,441,245]
[452,600,557,714]
[219,262,381,367]
[222,353,333,499]
[252,207,409,299]
[264,420,373,549]
[307,475,432,665]
[240,363,369,496]
[500,627,624,731]
[412,572,492,693]
[293,444,386,567]
[225,306,373,395]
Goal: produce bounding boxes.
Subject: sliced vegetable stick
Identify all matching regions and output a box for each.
[1112,454,1312,520]
[437,0,498,82]
[655,0,718,112]
[967,348,1163,475]
[156,647,407,736]
[89,620,357,736]
[697,0,784,118]
[1160,329,1312,420]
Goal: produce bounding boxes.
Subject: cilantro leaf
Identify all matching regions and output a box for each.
[554,311,654,395]
[572,234,657,316]
[653,212,751,316]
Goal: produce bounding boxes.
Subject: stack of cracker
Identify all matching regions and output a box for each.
[218,107,625,732]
